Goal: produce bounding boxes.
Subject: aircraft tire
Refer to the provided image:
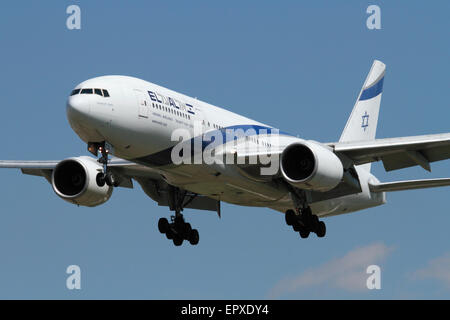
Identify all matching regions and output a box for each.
[189,229,199,245]
[166,229,174,240]
[285,210,296,226]
[316,221,326,238]
[173,236,183,246]
[96,173,106,187]
[299,230,310,239]
[105,172,116,187]
[158,218,169,234]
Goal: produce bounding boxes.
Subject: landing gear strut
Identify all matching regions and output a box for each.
[92,142,119,187]
[158,186,200,246]
[285,207,326,238]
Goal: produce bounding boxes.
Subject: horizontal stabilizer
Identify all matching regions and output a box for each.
[369,178,450,192]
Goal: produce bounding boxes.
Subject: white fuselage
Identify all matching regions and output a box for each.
[66,76,385,217]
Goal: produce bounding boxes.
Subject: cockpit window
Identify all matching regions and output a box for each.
[70,89,81,96]
[72,88,110,97]
[81,88,93,94]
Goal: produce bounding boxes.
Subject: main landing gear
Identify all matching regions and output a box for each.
[158,186,200,247]
[158,215,199,246]
[285,207,326,239]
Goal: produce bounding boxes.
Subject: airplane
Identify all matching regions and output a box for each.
[2,60,450,246]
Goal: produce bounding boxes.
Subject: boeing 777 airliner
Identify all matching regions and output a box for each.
[2,60,450,246]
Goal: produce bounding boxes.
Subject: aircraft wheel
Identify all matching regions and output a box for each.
[105,172,116,187]
[293,222,302,232]
[316,221,326,238]
[189,229,199,245]
[299,230,310,239]
[285,210,296,226]
[96,173,105,187]
[158,218,169,234]
[166,229,174,240]
[173,236,183,246]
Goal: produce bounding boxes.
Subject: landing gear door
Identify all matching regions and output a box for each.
[134,89,149,118]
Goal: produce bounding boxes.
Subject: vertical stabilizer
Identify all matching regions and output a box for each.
[339,60,386,171]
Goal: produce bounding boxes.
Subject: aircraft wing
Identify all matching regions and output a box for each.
[0,158,134,169]
[0,158,138,182]
[330,133,450,172]
[0,157,220,212]
[0,160,59,169]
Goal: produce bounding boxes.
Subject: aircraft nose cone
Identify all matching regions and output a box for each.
[66,95,90,122]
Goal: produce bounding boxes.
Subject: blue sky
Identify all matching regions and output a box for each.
[0,1,449,299]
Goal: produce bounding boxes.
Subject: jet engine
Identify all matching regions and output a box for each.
[52,156,113,207]
[280,141,343,192]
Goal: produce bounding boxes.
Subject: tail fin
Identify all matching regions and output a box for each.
[339,60,386,171]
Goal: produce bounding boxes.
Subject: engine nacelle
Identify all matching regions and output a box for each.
[52,156,113,207]
[280,141,343,192]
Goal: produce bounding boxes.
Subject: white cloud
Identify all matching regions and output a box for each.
[413,253,450,287]
[268,242,393,298]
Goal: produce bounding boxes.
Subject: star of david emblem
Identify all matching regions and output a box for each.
[361,111,369,131]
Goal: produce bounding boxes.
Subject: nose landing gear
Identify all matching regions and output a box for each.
[96,171,119,187]
[90,142,120,187]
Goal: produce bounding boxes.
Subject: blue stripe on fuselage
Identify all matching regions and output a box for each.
[133,124,293,167]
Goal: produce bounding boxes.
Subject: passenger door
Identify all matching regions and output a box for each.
[134,89,149,118]
[194,108,208,133]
